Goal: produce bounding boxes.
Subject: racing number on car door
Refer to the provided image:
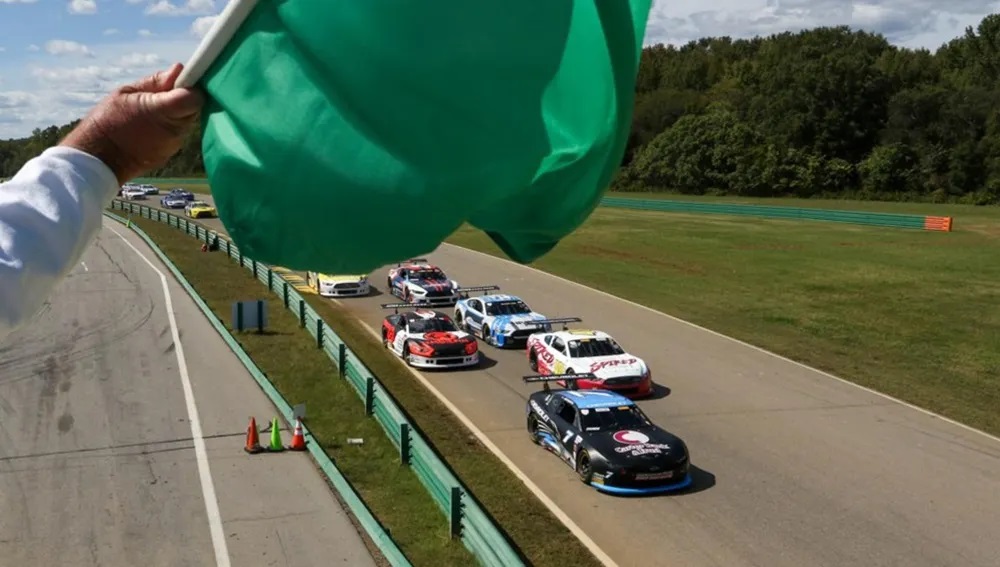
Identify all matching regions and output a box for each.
[554,401,581,463]
[393,324,407,353]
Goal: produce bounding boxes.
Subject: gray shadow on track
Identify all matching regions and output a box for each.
[644,383,672,401]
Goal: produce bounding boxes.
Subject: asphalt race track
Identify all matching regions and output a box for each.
[0,218,377,567]
[143,197,1000,567]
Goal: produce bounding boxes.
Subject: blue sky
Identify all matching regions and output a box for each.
[0,0,997,139]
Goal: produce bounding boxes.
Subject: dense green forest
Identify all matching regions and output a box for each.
[3,15,999,203]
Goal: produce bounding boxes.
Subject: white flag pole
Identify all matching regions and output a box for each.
[175,0,262,88]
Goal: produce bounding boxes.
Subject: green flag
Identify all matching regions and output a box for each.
[185,0,652,273]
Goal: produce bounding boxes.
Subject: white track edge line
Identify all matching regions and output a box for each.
[108,222,232,566]
[342,307,619,567]
[443,242,1000,445]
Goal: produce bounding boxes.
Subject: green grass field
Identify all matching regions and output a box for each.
[122,210,602,567]
[448,202,1000,437]
[142,178,1000,436]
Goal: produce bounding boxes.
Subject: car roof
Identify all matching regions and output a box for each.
[558,390,635,409]
[403,263,440,271]
[401,309,450,322]
[478,293,523,304]
[549,329,611,341]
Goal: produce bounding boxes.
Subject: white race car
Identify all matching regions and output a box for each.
[526,328,654,399]
[121,187,147,200]
[380,304,480,369]
[306,272,370,297]
[453,292,578,348]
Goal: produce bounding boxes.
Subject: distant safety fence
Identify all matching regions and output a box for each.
[109,200,525,567]
[599,197,954,232]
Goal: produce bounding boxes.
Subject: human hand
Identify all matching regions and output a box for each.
[61,62,204,185]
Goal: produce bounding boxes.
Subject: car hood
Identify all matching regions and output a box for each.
[574,355,646,378]
[320,274,367,283]
[587,426,687,466]
[409,278,454,291]
[411,331,473,344]
[492,313,548,330]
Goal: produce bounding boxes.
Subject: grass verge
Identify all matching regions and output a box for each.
[124,211,604,567]
[121,213,475,566]
[447,203,1000,437]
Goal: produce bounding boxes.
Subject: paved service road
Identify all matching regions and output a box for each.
[0,218,378,567]
[142,197,1000,567]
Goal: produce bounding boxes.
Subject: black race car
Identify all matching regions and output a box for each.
[523,374,692,495]
[380,303,480,369]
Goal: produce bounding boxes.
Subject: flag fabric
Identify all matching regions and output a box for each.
[195,0,653,273]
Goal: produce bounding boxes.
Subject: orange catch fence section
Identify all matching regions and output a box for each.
[923,216,953,232]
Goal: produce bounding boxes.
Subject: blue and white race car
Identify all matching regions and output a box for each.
[453,292,579,348]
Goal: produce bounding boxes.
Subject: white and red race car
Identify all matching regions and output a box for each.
[380,303,480,369]
[526,327,653,399]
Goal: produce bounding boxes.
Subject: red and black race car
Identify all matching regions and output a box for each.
[380,303,480,369]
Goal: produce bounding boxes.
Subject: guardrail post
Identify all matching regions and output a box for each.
[298,299,305,328]
[364,378,374,415]
[282,282,289,308]
[449,487,463,538]
[338,343,346,377]
[400,423,410,464]
[267,268,273,291]
[251,259,257,277]
[316,319,324,348]
[238,249,243,268]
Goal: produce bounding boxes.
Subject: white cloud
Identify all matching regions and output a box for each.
[0,47,6,53]
[116,52,162,67]
[145,0,215,16]
[191,15,218,37]
[103,29,119,36]
[26,44,39,52]
[137,29,154,37]
[643,0,999,50]
[67,0,96,14]
[0,0,38,4]
[0,92,35,109]
[44,40,93,57]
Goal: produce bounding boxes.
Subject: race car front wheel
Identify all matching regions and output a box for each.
[527,414,541,445]
[576,453,593,485]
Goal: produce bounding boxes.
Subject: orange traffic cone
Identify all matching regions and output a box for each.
[287,418,307,451]
[244,417,263,454]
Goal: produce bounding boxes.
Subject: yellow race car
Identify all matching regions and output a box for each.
[306,272,370,297]
[184,200,217,218]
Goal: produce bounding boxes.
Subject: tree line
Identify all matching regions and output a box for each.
[3,15,999,204]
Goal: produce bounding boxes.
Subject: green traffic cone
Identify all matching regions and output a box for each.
[267,417,284,452]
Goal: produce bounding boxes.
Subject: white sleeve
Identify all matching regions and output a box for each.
[0,146,119,343]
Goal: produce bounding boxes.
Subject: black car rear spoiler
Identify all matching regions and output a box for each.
[395,258,429,266]
[532,317,583,330]
[456,285,501,298]
[523,373,597,392]
[380,302,425,314]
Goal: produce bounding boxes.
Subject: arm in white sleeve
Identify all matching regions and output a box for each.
[0,146,119,343]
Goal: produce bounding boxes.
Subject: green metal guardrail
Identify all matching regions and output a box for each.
[599,196,954,231]
[110,200,525,567]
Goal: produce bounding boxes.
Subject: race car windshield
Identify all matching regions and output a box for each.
[408,317,457,333]
[190,201,208,207]
[579,406,651,431]
[411,269,446,280]
[568,338,625,358]
[485,301,531,316]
